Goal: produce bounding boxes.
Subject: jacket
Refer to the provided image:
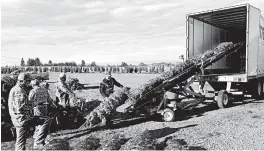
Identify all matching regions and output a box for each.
[8,84,33,127]
[99,77,123,97]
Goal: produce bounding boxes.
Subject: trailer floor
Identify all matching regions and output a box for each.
[2,99,264,150]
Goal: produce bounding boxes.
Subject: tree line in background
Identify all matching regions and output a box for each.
[1,64,177,74]
[1,57,184,74]
[19,58,177,68]
[19,58,135,67]
[21,58,78,67]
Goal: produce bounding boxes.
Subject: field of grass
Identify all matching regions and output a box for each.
[48,72,159,87]
[47,72,159,101]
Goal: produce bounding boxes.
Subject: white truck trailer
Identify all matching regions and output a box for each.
[121,4,264,122]
[187,4,264,107]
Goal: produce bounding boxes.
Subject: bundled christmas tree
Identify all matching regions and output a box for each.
[120,129,156,150]
[101,134,127,150]
[80,87,130,129]
[44,139,70,150]
[73,137,100,150]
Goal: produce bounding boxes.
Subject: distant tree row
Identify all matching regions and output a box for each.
[20,57,156,68]
[1,65,173,74]
[43,61,77,67]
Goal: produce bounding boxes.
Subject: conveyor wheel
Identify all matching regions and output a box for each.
[162,108,175,122]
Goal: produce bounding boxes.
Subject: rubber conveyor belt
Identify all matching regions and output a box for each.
[127,42,244,107]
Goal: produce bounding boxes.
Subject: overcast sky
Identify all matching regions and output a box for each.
[1,0,264,66]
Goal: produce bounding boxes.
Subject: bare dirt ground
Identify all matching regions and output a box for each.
[2,73,264,150]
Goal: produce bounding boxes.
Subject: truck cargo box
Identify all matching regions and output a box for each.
[186,4,264,82]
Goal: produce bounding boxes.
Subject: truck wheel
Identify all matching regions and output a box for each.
[162,108,175,122]
[254,80,263,100]
[217,90,230,109]
[262,80,264,99]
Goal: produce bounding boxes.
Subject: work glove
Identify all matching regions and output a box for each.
[106,89,114,94]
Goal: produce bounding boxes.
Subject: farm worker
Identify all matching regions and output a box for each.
[55,72,75,107]
[40,80,58,118]
[99,71,124,98]
[28,79,52,149]
[1,74,17,124]
[8,73,33,150]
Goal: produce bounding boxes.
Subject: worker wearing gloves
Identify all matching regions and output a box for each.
[28,79,52,149]
[55,73,75,107]
[99,71,124,98]
[8,73,33,150]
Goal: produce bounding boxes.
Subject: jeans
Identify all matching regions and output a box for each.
[14,126,27,150]
[13,116,51,150]
[33,116,52,147]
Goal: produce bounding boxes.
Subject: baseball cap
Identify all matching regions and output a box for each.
[17,73,31,81]
[30,79,40,86]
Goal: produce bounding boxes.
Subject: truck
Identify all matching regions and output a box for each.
[186,3,264,107]
[120,4,264,122]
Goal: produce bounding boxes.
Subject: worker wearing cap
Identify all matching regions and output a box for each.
[55,73,75,107]
[28,79,52,149]
[8,73,33,150]
[99,71,124,98]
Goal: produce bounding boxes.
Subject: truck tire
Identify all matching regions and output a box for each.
[253,80,263,100]
[217,90,230,109]
[262,80,264,99]
[162,108,175,122]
